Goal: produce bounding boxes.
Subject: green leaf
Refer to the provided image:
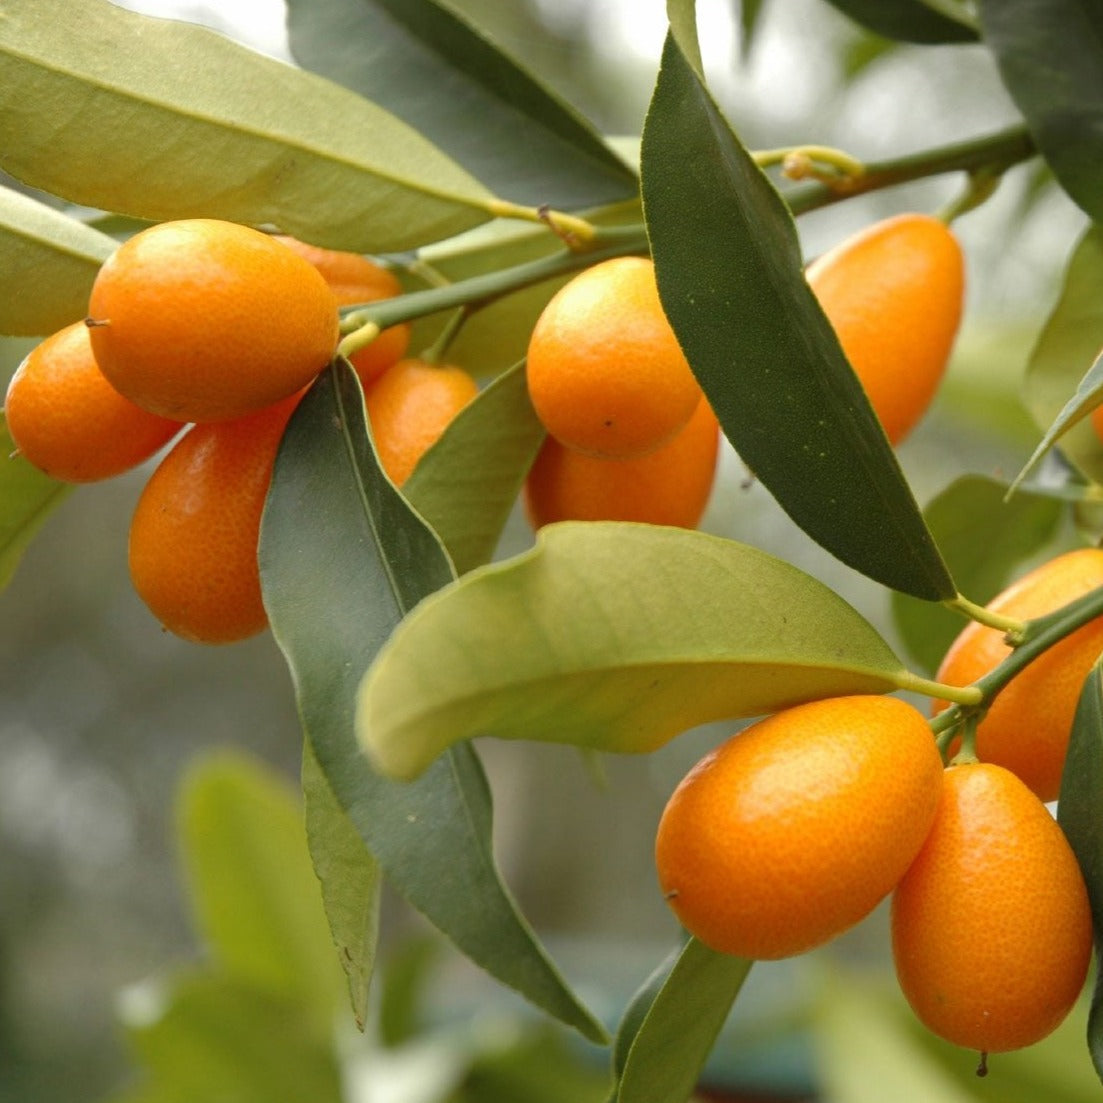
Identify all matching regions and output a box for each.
[666,0,704,77]
[1011,347,1103,494]
[404,361,545,574]
[285,0,636,210]
[1057,661,1103,1083]
[302,739,380,1031]
[821,0,978,42]
[260,362,606,1044]
[1022,225,1103,486]
[177,751,342,1017]
[614,938,751,1103]
[358,522,910,781]
[0,0,495,253]
[640,32,953,601]
[0,186,114,336]
[980,0,1103,223]
[119,972,343,1103]
[891,476,1062,674]
[0,411,72,592]
[611,944,682,1081]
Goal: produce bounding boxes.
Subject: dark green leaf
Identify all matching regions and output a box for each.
[822,0,978,42]
[0,185,114,335]
[0,411,72,592]
[119,972,343,1103]
[358,523,910,781]
[302,739,380,1030]
[640,32,953,601]
[980,0,1103,223]
[285,0,636,210]
[1058,661,1103,1083]
[177,751,342,1016]
[1022,225,1103,486]
[891,476,1062,673]
[614,938,751,1103]
[260,362,606,1043]
[404,361,545,574]
[0,0,495,252]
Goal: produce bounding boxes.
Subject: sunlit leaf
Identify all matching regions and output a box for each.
[640,32,953,601]
[358,522,910,781]
[891,476,1062,673]
[285,0,635,209]
[261,363,606,1043]
[1022,225,1103,486]
[302,740,380,1030]
[0,185,114,335]
[0,0,496,253]
[404,361,545,574]
[822,0,978,42]
[178,751,342,1017]
[1057,662,1103,1083]
[0,411,72,592]
[614,938,751,1103]
[980,0,1103,223]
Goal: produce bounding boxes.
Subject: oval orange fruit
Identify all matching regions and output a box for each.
[806,213,964,445]
[273,235,410,386]
[934,546,1103,801]
[524,395,719,529]
[128,393,302,644]
[88,219,339,422]
[525,256,701,459]
[655,695,944,960]
[891,762,1092,1055]
[5,321,181,482]
[364,358,478,486]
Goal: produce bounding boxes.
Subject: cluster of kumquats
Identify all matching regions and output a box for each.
[655,555,1100,1067]
[4,218,480,645]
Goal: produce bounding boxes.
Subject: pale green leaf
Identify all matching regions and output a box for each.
[178,751,342,1016]
[404,361,545,574]
[615,939,751,1103]
[0,411,72,592]
[0,185,114,335]
[0,0,496,253]
[358,522,909,781]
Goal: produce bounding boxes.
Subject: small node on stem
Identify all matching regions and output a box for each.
[485,198,597,249]
[755,144,866,189]
[84,316,109,328]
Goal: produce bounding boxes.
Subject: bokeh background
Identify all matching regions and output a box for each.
[0,1,1093,1099]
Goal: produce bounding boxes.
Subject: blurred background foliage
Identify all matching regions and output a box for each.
[0,0,1095,1099]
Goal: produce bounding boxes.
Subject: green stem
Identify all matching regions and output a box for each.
[893,670,983,706]
[944,593,1026,638]
[784,124,1036,217]
[338,233,649,337]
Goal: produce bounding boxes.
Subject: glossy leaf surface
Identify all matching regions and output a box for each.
[285,0,636,209]
[980,0,1103,222]
[359,522,908,781]
[892,476,1062,673]
[0,0,494,252]
[640,32,953,601]
[261,363,605,1042]
[0,186,114,336]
